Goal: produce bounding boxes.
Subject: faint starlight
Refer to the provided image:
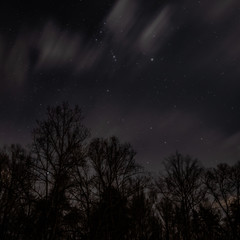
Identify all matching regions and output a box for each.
[111,50,118,62]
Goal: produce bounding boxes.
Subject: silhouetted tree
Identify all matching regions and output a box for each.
[129,183,162,240]
[31,102,89,240]
[88,136,141,196]
[87,136,142,239]
[191,201,223,240]
[155,152,205,240]
[1,102,240,240]
[69,156,95,238]
[155,197,176,240]
[205,162,240,239]
[0,145,34,240]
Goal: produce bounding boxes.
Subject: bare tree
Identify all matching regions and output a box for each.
[31,102,89,240]
[88,136,141,196]
[155,152,205,240]
[205,162,240,239]
[0,145,34,239]
[87,136,142,239]
[69,155,95,239]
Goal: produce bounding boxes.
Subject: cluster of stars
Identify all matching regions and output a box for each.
[110,50,118,62]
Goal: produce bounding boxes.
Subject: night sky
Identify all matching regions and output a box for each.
[1,0,240,171]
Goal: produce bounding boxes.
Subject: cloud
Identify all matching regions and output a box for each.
[6,36,29,84]
[138,6,175,54]
[0,21,105,89]
[85,101,239,171]
[36,22,82,69]
[2,0,240,89]
[0,33,30,89]
[106,0,138,40]
[0,119,31,145]
[36,22,105,73]
[199,0,239,22]
[215,132,240,163]
[105,0,177,56]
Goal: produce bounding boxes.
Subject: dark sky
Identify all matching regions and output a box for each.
[1,0,240,171]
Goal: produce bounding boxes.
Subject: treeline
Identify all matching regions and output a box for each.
[0,103,239,240]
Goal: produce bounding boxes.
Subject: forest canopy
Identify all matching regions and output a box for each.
[0,103,239,240]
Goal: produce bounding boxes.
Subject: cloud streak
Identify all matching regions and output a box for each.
[2,0,240,88]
